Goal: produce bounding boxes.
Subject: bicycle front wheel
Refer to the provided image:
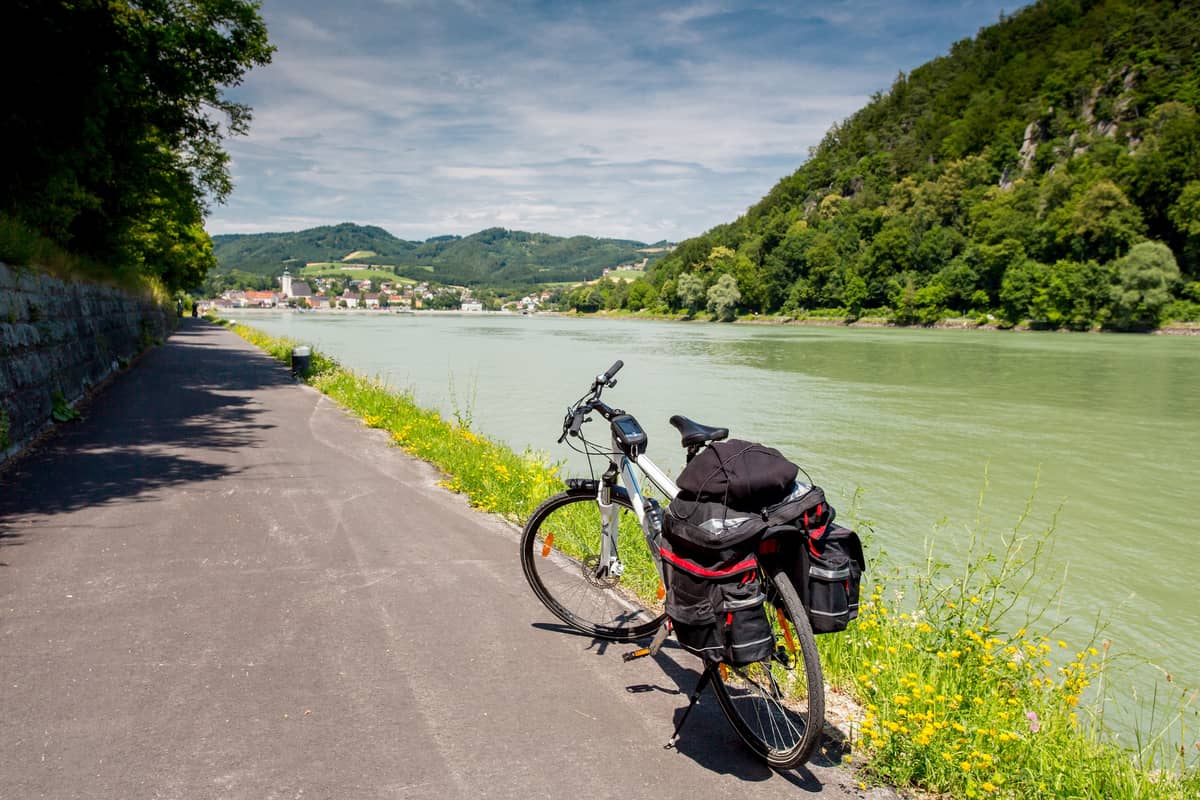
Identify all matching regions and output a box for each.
[520,488,665,641]
[711,566,825,769]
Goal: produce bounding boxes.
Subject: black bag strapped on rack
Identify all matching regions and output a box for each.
[660,538,774,665]
[674,439,799,511]
[663,482,829,553]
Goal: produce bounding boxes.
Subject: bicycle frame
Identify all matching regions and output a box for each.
[590,429,680,587]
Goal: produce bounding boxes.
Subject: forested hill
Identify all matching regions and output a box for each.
[212,224,417,270]
[212,223,665,286]
[648,0,1200,330]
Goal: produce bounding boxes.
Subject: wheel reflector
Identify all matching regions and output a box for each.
[541,533,554,557]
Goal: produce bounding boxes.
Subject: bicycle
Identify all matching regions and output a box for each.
[520,360,825,768]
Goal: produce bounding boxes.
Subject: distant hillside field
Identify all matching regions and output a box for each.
[211,223,669,287]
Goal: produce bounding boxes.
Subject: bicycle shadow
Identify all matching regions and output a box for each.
[643,649,831,791]
[529,621,625,656]
[525,623,845,789]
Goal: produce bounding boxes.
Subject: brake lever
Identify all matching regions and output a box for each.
[568,411,586,437]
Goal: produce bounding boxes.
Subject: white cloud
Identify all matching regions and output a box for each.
[207,0,1016,242]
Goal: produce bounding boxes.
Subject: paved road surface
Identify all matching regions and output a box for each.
[0,320,881,799]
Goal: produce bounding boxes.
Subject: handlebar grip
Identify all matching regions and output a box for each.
[602,360,624,382]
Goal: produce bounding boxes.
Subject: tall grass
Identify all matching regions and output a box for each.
[223,318,1199,799]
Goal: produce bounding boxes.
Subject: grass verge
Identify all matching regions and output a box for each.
[220,316,1199,800]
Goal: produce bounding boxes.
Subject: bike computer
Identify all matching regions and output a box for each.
[610,414,648,452]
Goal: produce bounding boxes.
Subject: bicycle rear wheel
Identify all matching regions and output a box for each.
[711,566,825,769]
[520,488,665,641]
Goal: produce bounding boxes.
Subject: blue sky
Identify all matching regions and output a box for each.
[206,0,1021,243]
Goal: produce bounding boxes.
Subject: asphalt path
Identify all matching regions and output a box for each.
[0,319,885,799]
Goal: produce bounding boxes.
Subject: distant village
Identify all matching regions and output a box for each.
[200,270,553,314]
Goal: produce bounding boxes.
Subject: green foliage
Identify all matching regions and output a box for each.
[676,272,705,314]
[647,0,1200,330]
[425,289,463,310]
[822,495,1200,799]
[705,273,741,321]
[50,390,81,423]
[1168,182,1200,272]
[0,407,10,451]
[1109,240,1181,329]
[0,1,273,292]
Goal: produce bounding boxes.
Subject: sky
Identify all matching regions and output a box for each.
[206,0,1021,244]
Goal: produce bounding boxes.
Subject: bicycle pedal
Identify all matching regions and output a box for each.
[623,648,651,662]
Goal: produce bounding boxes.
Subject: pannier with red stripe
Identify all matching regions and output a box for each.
[664,442,866,642]
[660,536,774,665]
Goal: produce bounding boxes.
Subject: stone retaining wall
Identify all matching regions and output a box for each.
[0,262,171,461]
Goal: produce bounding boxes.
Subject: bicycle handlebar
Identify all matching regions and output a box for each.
[559,361,625,442]
[595,360,623,388]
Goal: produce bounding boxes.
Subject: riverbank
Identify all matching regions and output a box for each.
[550,307,1200,335]
[209,305,1200,334]
[219,314,1199,800]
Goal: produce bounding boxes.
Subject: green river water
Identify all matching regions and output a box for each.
[237,310,1200,717]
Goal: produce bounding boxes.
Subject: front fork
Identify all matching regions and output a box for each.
[593,456,666,587]
[595,463,623,580]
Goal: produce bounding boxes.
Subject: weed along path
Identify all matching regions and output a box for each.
[0,319,874,799]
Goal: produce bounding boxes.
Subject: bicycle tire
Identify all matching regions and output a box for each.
[521,488,666,642]
[710,565,825,769]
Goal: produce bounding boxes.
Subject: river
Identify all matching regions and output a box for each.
[233,310,1200,714]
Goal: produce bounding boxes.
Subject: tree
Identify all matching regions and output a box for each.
[1168,181,1200,275]
[568,285,601,312]
[843,271,868,317]
[0,1,273,290]
[706,273,741,321]
[428,289,462,310]
[998,258,1043,325]
[1065,180,1145,264]
[676,273,705,315]
[1110,241,1180,330]
[625,279,658,311]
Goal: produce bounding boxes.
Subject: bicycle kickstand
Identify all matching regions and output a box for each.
[665,665,715,750]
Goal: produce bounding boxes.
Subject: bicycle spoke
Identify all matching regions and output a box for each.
[710,568,824,768]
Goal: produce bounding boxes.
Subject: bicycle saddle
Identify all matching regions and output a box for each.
[668,415,729,448]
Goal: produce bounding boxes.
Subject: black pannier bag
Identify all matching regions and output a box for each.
[661,482,824,664]
[761,510,865,634]
[802,523,865,633]
[666,441,866,644]
[660,537,774,665]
